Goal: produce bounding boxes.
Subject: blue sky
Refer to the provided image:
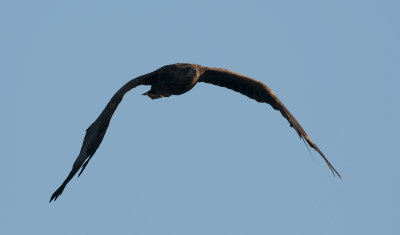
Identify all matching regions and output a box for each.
[2,0,399,234]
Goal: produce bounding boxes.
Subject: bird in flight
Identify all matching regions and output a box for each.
[49,63,340,202]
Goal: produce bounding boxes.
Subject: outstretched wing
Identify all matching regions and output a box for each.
[49,72,156,202]
[199,67,341,178]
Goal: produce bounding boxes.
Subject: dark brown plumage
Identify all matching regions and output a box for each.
[49,63,340,202]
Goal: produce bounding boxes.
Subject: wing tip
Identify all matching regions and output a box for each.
[314,144,342,180]
[49,184,65,203]
[301,135,341,180]
[329,164,342,180]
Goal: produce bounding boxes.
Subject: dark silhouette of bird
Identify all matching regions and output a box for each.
[49,63,340,202]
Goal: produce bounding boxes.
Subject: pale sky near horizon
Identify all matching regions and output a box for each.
[2,1,399,234]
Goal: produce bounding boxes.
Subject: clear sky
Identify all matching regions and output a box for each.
[2,0,399,234]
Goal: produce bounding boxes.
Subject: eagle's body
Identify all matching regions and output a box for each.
[50,63,340,202]
[143,63,204,98]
